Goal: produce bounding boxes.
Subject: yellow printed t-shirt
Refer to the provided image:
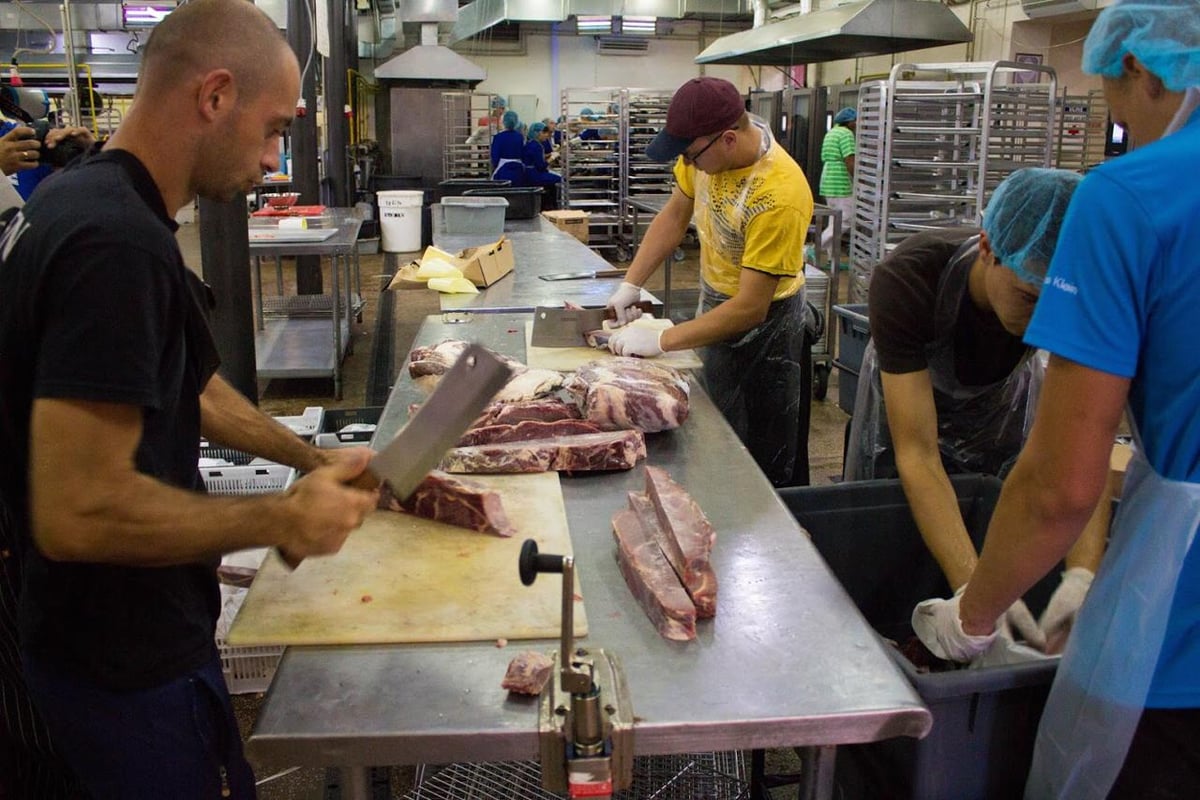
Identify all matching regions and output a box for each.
[674,134,813,301]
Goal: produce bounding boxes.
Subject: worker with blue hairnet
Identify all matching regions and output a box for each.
[818,107,856,260]
[522,121,561,209]
[914,1,1200,796]
[489,109,526,185]
[845,167,1110,654]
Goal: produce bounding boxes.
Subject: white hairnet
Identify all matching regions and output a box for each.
[982,168,1083,286]
[1082,0,1200,91]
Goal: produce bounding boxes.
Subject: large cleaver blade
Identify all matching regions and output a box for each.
[530,303,657,348]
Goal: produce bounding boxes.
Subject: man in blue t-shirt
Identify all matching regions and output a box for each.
[914,2,1200,797]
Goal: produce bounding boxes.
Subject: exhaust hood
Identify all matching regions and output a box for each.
[375,22,487,82]
[696,0,973,65]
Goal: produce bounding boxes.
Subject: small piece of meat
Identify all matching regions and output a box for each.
[441,430,646,474]
[895,635,958,674]
[583,329,611,349]
[216,565,256,588]
[501,651,555,695]
[378,470,517,537]
[612,508,697,641]
[493,369,565,403]
[457,419,603,447]
[565,358,690,432]
[484,398,583,426]
[637,466,718,618]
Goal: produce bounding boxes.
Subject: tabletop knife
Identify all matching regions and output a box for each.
[538,269,628,281]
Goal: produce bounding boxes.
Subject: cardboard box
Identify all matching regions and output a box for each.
[541,210,590,245]
[387,237,514,290]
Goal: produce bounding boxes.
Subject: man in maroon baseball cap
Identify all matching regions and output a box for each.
[606,75,817,487]
[645,77,747,163]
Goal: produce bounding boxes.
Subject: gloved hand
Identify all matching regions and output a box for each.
[1003,598,1047,652]
[607,325,663,358]
[606,281,644,326]
[1039,567,1094,654]
[912,590,997,663]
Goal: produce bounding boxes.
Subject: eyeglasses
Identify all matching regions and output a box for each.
[681,133,722,165]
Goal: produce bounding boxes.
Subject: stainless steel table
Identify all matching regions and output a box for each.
[248,210,364,399]
[433,217,656,313]
[248,312,931,799]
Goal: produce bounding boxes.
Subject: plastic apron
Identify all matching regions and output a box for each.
[844,236,1044,481]
[693,121,812,487]
[1026,432,1200,798]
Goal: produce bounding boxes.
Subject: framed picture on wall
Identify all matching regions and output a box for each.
[1013,53,1044,85]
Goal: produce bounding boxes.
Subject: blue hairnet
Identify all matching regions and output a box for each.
[982,168,1084,286]
[491,96,506,109]
[834,107,857,124]
[501,110,519,130]
[527,121,546,139]
[1082,0,1200,91]
[580,107,596,121]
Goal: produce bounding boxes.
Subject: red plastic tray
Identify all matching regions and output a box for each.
[251,205,327,217]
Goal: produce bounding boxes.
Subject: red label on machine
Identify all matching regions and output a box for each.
[568,779,613,798]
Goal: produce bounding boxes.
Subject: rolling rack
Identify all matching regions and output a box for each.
[849,61,1058,303]
[442,91,501,180]
[1055,89,1108,173]
[561,88,625,260]
[806,206,841,401]
[621,87,677,261]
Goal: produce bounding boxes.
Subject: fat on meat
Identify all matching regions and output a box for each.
[457,419,603,447]
[408,339,564,402]
[378,470,517,537]
[611,508,697,641]
[440,430,646,474]
[501,651,555,695]
[632,468,717,618]
[565,358,689,433]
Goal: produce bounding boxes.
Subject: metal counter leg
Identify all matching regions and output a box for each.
[252,256,264,331]
[332,254,342,400]
[274,255,284,295]
[339,765,372,800]
[660,255,673,319]
[798,746,836,800]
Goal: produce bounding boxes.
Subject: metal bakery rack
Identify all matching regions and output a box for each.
[443,91,502,180]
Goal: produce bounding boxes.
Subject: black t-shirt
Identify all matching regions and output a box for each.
[0,149,222,690]
[868,228,1029,386]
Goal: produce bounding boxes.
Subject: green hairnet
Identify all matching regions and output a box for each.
[501,110,519,130]
[1082,0,1200,91]
[982,168,1084,286]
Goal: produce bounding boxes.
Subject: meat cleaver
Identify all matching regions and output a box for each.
[538,269,628,281]
[530,303,656,348]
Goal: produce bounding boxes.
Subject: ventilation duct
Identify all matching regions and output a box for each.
[597,35,650,54]
[696,0,973,65]
[1020,0,1098,18]
[374,21,486,82]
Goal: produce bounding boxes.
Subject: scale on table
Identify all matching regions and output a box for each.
[519,540,634,798]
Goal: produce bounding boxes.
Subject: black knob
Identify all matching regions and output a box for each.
[519,539,564,586]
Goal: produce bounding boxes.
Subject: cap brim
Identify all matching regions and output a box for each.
[646,130,693,163]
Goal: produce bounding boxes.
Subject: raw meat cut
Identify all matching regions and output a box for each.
[441,430,646,474]
[408,339,564,402]
[501,651,555,695]
[378,470,517,537]
[565,359,689,433]
[638,467,718,618]
[611,508,697,641]
[483,398,582,426]
[457,419,603,447]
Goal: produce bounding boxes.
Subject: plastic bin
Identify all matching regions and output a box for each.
[777,475,1060,800]
[314,406,383,449]
[463,186,543,220]
[833,303,870,414]
[438,196,508,237]
[437,178,510,200]
[272,406,324,439]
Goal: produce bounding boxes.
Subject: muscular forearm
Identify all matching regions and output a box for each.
[659,290,769,351]
[895,451,978,589]
[623,203,690,286]
[200,374,327,472]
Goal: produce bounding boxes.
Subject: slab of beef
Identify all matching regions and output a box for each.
[378,470,517,537]
[457,419,603,447]
[408,339,564,403]
[638,466,718,618]
[565,358,689,433]
[483,398,582,426]
[440,430,646,474]
[501,651,555,695]
[611,508,697,641]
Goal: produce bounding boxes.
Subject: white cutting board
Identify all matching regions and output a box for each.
[226,472,587,646]
[523,321,703,372]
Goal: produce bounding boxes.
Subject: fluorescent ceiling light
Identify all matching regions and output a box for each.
[122,4,175,27]
[620,16,656,35]
[576,15,613,34]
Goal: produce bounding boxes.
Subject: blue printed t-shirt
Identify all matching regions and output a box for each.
[1023,108,1200,707]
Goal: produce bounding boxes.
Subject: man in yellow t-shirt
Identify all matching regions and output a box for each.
[606,76,816,486]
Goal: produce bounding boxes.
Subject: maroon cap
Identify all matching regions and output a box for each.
[646,77,745,163]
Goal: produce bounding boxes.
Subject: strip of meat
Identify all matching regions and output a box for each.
[564,358,690,432]
[611,508,697,641]
[635,467,718,618]
[501,651,555,695]
[485,398,582,426]
[440,430,646,474]
[457,419,603,447]
[377,470,517,537]
[408,339,564,402]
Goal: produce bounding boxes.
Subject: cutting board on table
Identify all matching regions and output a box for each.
[226,472,587,646]
[523,321,703,372]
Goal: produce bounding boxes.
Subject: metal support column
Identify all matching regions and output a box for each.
[287,0,324,295]
[199,195,258,403]
[324,0,351,209]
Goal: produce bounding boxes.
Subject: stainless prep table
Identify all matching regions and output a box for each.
[248,210,364,399]
[247,312,931,800]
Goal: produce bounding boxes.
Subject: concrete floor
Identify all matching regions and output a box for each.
[178,214,854,798]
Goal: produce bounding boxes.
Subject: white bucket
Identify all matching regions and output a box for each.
[378,190,423,252]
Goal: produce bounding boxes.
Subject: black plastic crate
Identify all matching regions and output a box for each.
[464,186,543,220]
[437,178,511,201]
[778,475,1060,800]
[833,303,869,373]
[314,406,383,449]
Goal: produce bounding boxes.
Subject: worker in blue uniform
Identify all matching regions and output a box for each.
[489,109,526,185]
[522,121,561,210]
[914,1,1200,797]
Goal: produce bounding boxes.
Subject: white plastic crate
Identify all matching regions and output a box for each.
[273,405,324,439]
[201,464,296,496]
[216,634,284,695]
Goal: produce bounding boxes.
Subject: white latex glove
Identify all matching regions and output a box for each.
[912,591,997,663]
[607,325,663,358]
[1004,598,1047,652]
[606,281,644,326]
[1039,567,1094,654]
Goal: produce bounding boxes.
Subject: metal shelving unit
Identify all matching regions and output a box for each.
[561,88,625,259]
[622,87,675,256]
[1056,90,1108,173]
[849,61,1057,302]
[442,91,499,180]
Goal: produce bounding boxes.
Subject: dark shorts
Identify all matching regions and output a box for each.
[1110,707,1200,799]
